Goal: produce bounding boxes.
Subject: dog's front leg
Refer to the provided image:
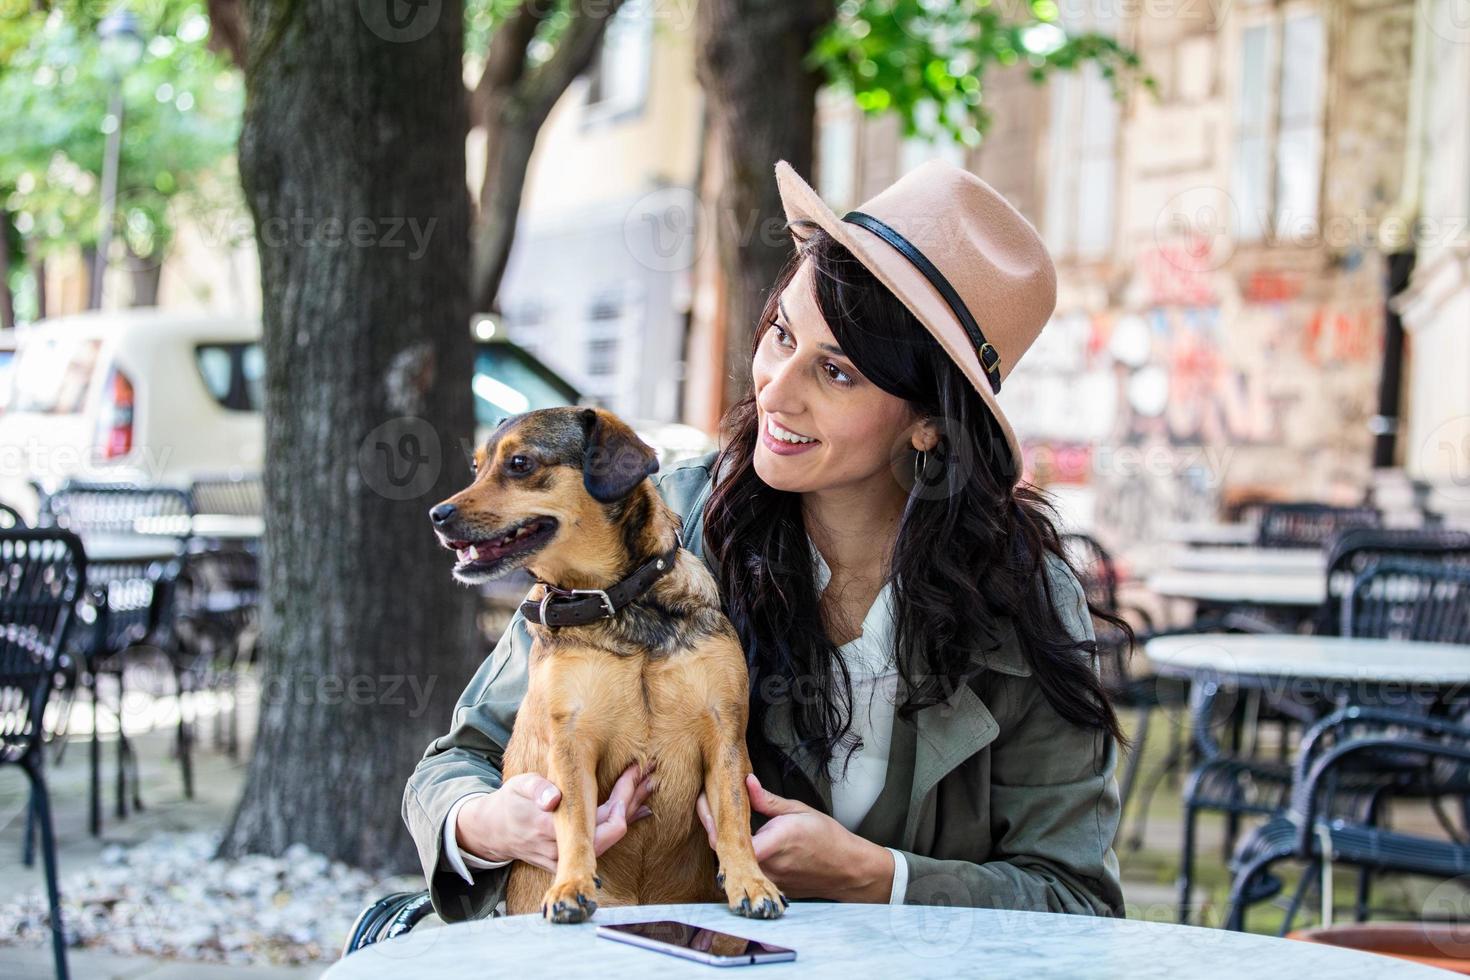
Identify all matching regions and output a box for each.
[702,702,786,919]
[541,723,602,923]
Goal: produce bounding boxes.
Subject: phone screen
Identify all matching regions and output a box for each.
[598,920,796,964]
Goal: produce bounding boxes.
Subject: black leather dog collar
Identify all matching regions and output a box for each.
[841,209,1003,394]
[521,528,683,628]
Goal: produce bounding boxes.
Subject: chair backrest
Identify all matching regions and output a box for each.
[1256,501,1381,549]
[1,530,85,765]
[40,482,194,537]
[189,475,263,518]
[77,557,181,658]
[1320,528,1470,636]
[1342,558,1470,644]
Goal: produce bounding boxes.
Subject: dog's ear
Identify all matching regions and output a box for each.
[580,407,659,503]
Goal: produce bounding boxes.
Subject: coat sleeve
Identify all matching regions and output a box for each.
[894,553,1127,917]
[401,607,530,922]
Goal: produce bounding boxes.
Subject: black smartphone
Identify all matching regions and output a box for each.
[596,920,797,967]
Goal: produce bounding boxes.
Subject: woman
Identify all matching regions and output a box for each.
[403,158,1130,920]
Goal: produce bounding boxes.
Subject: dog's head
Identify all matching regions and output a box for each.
[429,406,660,585]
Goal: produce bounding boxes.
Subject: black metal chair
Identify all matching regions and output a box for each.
[1342,558,1470,645]
[1061,532,1169,825]
[39,483,193,538]
[173,545,260,758]
[64,551,185,830]
[38,484,195,815]
[1256,502,1381,549]
[2,528,86,980]
[343,890,435,955]
[1314,528,1470,637]
[1225,706,1470,933]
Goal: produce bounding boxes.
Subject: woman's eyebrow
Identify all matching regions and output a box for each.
[777,298,848,358]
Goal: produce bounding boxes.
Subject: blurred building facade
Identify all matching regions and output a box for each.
[496,0,704,424]
[807,0,1451,551]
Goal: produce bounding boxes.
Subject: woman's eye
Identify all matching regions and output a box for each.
[770,321,793,347]
[824,363,854,387]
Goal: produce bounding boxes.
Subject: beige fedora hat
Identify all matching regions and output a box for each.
[774,157,1057,474]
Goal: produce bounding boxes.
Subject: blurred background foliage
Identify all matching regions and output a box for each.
[0,0,243,320]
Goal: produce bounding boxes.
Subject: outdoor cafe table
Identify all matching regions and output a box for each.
[320,901,1450,979]
[1145,634,1470,689]
[79,533,184,563]
[188,513,263,540]
[1145,569,1326,608]
[1161,521,1257,547]
[1164,546,1322,575]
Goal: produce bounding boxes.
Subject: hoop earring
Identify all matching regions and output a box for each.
[913,450,929,486]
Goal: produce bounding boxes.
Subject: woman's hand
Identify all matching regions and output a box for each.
[695,772,894,903]
[457,759,657,874]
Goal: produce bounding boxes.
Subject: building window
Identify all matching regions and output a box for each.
[816,86,859,209]
[584,0,653,121]
[1043,1,1120,260]
[586,291,623,380]
[1230,8,1326,242]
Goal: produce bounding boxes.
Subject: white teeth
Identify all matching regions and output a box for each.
[467,545,479,561]
[767,417,816,444]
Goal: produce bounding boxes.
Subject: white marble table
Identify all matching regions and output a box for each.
[188,514,263,539]
[1161,521,1257,547]
[1146,634,1470,686]
[1166,546,1322,575]
[1146,569,1325,607]
[321,901,1448,978]
[80,533,183,563]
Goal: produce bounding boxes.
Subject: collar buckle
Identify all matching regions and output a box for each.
[539,586,616,625]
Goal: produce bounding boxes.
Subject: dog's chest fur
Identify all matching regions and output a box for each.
[500,567,745,912]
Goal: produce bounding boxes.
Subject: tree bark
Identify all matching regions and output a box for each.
[695,0,834,411]
[125,245,161,307]
[220,0,479,872]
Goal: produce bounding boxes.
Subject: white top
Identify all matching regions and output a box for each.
[321,901,1450,979]
[1146,633,1470,684]
[442,532,909,904]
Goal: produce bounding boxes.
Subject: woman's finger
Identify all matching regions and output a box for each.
[593,799,629,856]
[695,792,716,848]
[597,762,641,823]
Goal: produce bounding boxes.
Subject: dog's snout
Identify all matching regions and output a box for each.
[429,502,458,527]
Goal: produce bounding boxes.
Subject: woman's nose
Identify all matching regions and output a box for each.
[756,357,805,419]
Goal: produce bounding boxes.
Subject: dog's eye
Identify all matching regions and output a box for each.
[506,454,535,475]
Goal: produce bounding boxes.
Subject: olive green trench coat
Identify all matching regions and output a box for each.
[402,450,1126,922]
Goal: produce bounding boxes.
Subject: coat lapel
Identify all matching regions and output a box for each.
[658,454,1036,847]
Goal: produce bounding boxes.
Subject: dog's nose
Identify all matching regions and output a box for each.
[429,503,458,526]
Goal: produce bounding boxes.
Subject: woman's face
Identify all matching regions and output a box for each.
[752,259,929,494]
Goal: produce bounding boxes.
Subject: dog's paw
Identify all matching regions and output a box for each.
[540,874,600,924]
[719,865,786,919]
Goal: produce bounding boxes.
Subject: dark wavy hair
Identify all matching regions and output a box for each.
[704,220,1132,784]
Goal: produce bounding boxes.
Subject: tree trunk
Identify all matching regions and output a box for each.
[125,245,161,307]
[695,0,833,411]
[0,209,14,329]
[468,0,628,313]
[220,0,479,872]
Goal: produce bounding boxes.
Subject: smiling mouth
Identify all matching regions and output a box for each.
[440,515,559,578]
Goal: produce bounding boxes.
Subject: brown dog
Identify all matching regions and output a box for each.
[430,406,785,924]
